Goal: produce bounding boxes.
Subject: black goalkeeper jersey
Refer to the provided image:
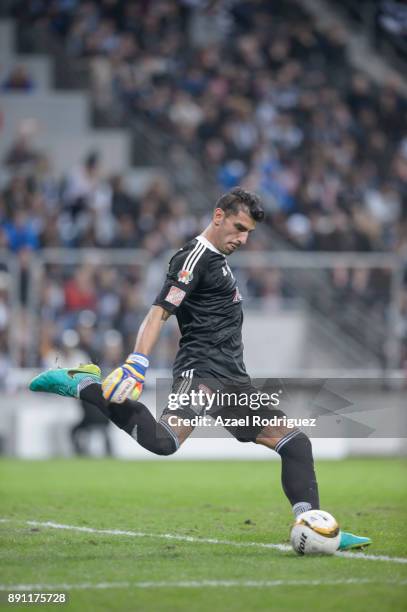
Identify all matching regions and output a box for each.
[154,235,249,384]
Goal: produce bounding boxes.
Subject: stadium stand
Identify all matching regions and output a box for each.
[0,0,406,373]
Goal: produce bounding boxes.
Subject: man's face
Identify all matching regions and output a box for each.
[214,208,256,255]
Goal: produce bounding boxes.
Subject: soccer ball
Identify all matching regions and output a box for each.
[290,510,340,555]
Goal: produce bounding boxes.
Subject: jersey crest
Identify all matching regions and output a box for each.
[177,269,193,285]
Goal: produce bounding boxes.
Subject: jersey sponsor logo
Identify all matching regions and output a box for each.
[177,269,193,285]
[165,285,186,307]
[233,287,242,302]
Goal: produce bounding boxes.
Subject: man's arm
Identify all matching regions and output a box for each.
[101,305,171,403]
[102,241,206,404]
[134,305,171,356]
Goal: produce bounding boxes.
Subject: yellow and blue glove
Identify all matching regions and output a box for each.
[101,352,149,404]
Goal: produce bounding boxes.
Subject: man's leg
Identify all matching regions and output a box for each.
[70,420,86,455]
[80,381,195,456]
[209,381,319,517]
[255,425,320,517]
[256,424,371,549]
[29,365,194,456]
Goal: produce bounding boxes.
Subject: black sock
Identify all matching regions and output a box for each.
[275,431,320,516]
[80,383,178,456]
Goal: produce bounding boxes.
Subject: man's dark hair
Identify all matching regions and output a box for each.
[216,187,264,222]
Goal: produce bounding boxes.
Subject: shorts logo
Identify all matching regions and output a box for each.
[165,285,186,306]
[198,383,213,395]
[177,269,193,284]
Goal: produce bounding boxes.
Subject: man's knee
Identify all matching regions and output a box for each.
[136,421,179,456]
[256,426,314,456]
[153,421,180,457]
[275,431,314,460]
[151,436,178,456]
[160,413,195,446]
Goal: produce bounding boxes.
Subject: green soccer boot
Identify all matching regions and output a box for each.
[29,364,101,399]
[338,531,372,550]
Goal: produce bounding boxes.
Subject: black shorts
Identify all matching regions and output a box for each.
[160,370,286,443]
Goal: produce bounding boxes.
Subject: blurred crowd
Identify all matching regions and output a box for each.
[0,148,202,370]
[1,0,406,373]
[1,148,204,252]
[9,0,406,252]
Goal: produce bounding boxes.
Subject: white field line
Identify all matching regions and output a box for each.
[0,579,406,591]
[1,518,407,564]
[26,520,291,553]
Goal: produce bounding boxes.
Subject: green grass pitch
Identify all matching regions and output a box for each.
[0,458,406,611]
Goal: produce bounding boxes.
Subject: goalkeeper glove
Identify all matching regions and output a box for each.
[101,352,149,404]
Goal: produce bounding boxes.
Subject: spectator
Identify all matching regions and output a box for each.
[1,65,35,91]
[1,0,406,370]
[64,267,97,313]
[2,210,39,252]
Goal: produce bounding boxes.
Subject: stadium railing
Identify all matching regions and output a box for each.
[0,250,20,366]
[1,249,404,374]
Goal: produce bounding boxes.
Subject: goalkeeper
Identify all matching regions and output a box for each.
[30,187,370,551]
